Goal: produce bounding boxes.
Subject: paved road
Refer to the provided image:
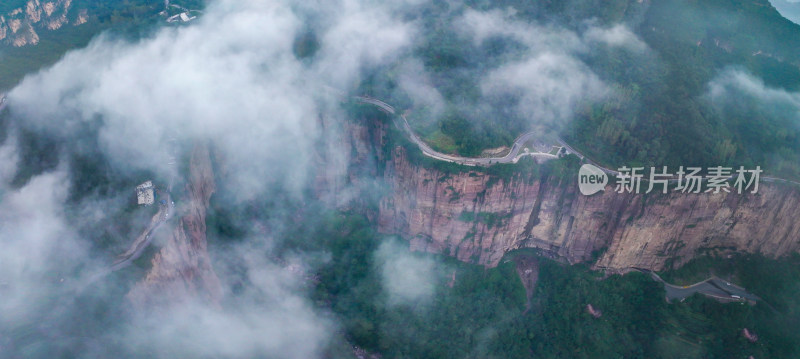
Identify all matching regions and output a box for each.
[558,138,800,189]
[355,96,558,166]
[74,194,174,291]
[762,176,800,187]
[109,193,173,271]
[356,94,778,306]
[637,269,759,302]
[356,95,800,190]
[108,135,179,272]
[6,90,799,189]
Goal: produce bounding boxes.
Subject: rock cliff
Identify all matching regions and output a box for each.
[377,145,800,272]
[120,114,800,296]
[0,0,87,47]
[127,144,223,307]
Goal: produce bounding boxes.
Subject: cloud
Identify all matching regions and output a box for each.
[314,0,416,89]
[396,59,446,117]
[374,239,437,306]
[0,0,651,356]
[0,167,93,325]
[454,9,613,133]
[583,24,648,52]
[709,68,800,103]
[11,4,313,197]
[8,0,418,201]
[707,67,800,120]
[704,68,800,169]
[455,9,585,52]
[117,241,334,359]
[0,0,424,356]
[481,52,606,131]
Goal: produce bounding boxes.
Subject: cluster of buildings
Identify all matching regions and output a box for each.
[160,1,199,23]
[166,12,196,23]
[136,180,155,206]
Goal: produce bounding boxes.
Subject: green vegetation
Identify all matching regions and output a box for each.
[421,130,459,154]
[293,30,319,60]
[347,100,584,193]
[10,128,60,187]
[305,212,528,357]
[297,212,800,358]
[458,210,511,229]
[0,0,188,90]
[0,1,27,15]
[661,253,800,312]
[408,13,535,157]
[348,101,543,182]
[360,0,800,180]
[566,0,800,179]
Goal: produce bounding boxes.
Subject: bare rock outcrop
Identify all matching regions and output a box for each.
[743,328,758,342]
[127,144,223,307]
[586,304,602,318]
[378,145,800,272]
[0,0,83,47]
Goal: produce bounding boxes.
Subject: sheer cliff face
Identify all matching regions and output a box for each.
[0,0,84,47]
[378,146,800,271]
[128,144,222,307]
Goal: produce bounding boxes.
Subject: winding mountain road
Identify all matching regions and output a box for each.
[633,268,759,302]
[355,96,558,166]
[107,135,179,273]
[74,193,174,292]
[1,90,794,291]
[355,95,787,306]
[356,95,800,190]
[110,193,173,271]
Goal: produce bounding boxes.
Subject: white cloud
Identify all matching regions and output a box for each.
[455,9,585,52]
[0,0,424,356]
[375,239,437,306]
[482,52,606,131]
[396,59,446,116]
[709,68,800,106]
[455,9,613,132]
[119,242,334,359]
[583,24,648,52]
[315,0,416,89]
[9,0,418,200]
[707,67,800,125]
[0,169,92,324]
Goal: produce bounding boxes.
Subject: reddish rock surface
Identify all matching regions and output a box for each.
[586,304,602,318]
[378,144,800,271]
[743,328,759,342]
[127,144,222,307]
[0,0,83,47]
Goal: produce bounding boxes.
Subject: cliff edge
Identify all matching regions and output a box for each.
[127,144,223,307]
[378,145,800,271]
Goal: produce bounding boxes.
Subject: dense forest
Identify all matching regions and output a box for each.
[2,0,799,357]
[0,0,205,89]
[268,211,800,358]
[202,145,800,358]
[359,0,800,180]
[6,0,800,179]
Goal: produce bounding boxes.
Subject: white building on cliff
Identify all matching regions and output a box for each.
[136,180,155,205]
